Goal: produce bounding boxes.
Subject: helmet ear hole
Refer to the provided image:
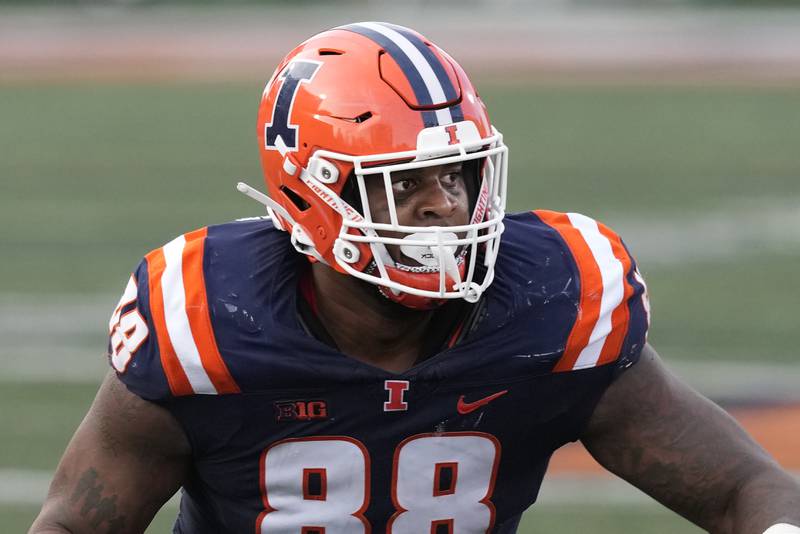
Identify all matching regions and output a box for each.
[464,158,482,214]
[339,171,364,214]
[280,186,311,211]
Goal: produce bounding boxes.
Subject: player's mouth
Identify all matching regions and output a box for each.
[394,248,468,273]
[386,230,467,271]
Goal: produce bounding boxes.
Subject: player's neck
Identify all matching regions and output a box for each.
[310,263,435,373]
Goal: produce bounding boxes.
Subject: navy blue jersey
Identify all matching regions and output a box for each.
[106,210,649,533]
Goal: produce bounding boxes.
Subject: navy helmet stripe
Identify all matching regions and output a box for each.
[382,23,465,122]
[340,23,438,127]
[382,24,460,101]
[421,110,438,127]
[450,104,465,122]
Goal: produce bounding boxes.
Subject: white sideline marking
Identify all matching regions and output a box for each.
[611,197,800,266]
[537,472,800,506]
[669,359,800,404]
[1,469,180,507]
[0,469,53,506]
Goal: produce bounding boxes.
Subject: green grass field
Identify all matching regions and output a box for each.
[2,81,798,532]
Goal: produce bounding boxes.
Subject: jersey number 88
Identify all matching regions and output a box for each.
[257,432,500,533]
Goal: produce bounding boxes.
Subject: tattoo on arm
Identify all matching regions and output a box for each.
[69,468,127,532]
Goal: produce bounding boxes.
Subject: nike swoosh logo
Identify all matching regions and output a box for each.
[456,390,508,415]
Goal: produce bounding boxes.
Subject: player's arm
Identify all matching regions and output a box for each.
[29,371,191,534]
[581,343,800,533]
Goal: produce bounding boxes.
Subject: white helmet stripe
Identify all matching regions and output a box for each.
[352,22,454,125]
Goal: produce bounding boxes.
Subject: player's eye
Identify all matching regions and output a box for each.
[441,172,462,186]
[392,178,416,194]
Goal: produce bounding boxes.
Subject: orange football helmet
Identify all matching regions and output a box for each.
[240,22,507,309]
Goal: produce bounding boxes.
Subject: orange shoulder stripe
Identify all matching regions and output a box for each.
[534,210,604,373]
[146,247,194,396]
[180,228,240,394]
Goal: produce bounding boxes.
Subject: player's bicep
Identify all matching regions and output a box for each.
[31,372,190,534]
[580,343,775,530]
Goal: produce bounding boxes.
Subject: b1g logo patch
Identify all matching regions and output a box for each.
[274,399,328,422]
[264,59,321,153]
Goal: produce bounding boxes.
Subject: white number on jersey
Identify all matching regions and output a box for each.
[258,432,500,533]
[108,275,149,372]
[389,433,500,533]
[258,437,369,534]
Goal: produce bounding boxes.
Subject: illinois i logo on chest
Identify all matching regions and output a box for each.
[384,380,410,412]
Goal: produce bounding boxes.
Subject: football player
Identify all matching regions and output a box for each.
[31,22,800,534]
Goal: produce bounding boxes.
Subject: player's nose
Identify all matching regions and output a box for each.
[414,179,460,222]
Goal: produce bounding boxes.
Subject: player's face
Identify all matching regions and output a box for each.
[364,162,470,266]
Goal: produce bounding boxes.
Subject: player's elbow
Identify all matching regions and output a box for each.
[29,518,75,534]
[713,462,800,534]
[29,500,78,534]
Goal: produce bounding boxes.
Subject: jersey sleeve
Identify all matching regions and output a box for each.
[106,228,240,401]
[107,259,172,401]
[534,210,651,374]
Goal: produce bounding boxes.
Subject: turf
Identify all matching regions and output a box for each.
[519,503,704,533]
[647,253,800,363]
[0,382,98,470]
[484,86,800,217]
[1,504,176,533]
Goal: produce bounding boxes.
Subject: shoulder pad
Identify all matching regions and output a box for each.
[532,210,650,372]
[107,227,241,400]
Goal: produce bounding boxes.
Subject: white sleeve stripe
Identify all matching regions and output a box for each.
[357,22,454,125]
[161,235,218,394]
[567,213,625,370]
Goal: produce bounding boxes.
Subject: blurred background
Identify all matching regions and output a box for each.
[1,0,798,532]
